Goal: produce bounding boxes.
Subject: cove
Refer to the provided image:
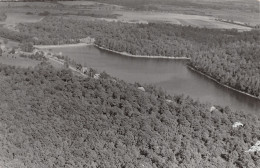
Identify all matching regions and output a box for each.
[50,45,260,115]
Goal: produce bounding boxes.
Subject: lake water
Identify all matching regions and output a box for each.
[51,45,260,115]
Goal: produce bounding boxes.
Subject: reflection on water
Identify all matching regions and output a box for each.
[51,45,260,115]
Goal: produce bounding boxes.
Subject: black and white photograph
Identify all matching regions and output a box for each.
[0,0,259,167]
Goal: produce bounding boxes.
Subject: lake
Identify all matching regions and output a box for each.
[51,45,260,115]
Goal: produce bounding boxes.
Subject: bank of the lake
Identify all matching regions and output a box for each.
[34,43,92,49]
[94,44,191,60]
[188,65,260,101]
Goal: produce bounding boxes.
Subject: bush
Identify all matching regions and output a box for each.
[38,11,50,16]
[26,12,33,15]
[20,42,34,52]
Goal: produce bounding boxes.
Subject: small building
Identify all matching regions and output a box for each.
[94,73,100,79]
[33,48,41,55]
[0,44,6,50]
[210,106,216,112]
[232,122,243,128]
[111,79,117,83]
[82,67,88,74]
[246,141,260,153]
[80,37,95,44]
[14,48,21,54]
[138,20,149,24]
[166,99,173,103]
[33,37,39,41]
[138,87,145,92]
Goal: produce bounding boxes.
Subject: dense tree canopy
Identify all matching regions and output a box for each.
[0,62,259,167]
[190,40,260,98]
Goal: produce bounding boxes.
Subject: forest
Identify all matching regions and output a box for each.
[16,17,196,56]
[0,62,259,168]
[13,16,260,97]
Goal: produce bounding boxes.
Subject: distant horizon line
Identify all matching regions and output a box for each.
[0,0,81,2]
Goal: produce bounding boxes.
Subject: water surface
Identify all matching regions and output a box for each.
[51,45,260,115]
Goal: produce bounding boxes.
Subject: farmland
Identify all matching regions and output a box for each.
[0,38,19,48]
[0,12,7,22]
[114,11,253,31]
[0,54,40,68]
[0,12,43,31]
[95,0,260,27]
[0,45,41,68]
[0,0,258,31]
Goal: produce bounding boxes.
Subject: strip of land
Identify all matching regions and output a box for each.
[95,45,191,60]
[46,55,87,76]
[34,43,92,49]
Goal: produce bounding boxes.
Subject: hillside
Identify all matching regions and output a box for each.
[0,62,259,167]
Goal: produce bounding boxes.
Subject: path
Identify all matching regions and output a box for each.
[46,55,87,77]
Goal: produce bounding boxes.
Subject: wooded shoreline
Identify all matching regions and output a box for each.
[188,66,260,101]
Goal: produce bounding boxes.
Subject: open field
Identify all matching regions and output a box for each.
[58,1,99,6]
[95,0,260,26]
[0,12,43,24]
[0,12,7,22]
[114,11,253,30]
[151,5,260,26]
[0,1,119,22]
[0,2,59,8]
[0,37,40,68]
[0,38,19,48]
[57,0,122,9]
[0,54,40,68]
[0,12,43,31]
